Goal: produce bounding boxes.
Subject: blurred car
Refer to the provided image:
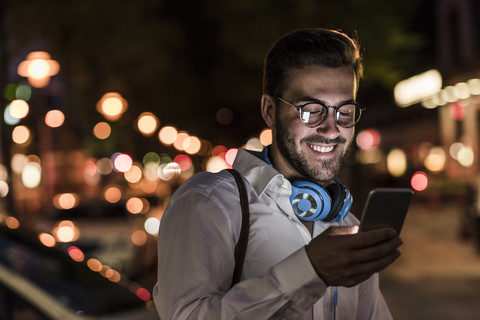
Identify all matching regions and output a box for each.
[0,221,159,320]
[35,200,151,278]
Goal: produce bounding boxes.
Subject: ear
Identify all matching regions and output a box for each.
[261,94,276,128]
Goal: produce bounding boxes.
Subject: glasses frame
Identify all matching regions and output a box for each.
[276,96,365,128]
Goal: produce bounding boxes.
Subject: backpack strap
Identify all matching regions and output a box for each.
[226,168,250,288]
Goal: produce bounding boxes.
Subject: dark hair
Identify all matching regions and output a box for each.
[263,28,364,97]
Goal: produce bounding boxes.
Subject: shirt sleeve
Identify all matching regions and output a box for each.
[153,177,327,319]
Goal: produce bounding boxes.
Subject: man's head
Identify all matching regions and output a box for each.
[263,28,363,97]
[261,28,364,185]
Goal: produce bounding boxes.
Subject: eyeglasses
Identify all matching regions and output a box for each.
[276,96,365,128]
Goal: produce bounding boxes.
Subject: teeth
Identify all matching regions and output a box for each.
[310,144,334,153]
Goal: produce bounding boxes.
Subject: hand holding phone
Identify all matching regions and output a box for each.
[359,188,413,234]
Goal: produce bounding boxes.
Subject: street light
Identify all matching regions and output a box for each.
[17,51,60,88]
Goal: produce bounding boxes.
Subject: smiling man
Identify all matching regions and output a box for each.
[154,28,401,319]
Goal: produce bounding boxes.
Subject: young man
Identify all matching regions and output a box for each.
[154,28,401,319]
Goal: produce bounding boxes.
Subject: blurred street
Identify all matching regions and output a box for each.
[380,200,480,320]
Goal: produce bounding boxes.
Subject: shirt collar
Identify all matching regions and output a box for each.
[232,147,284,196]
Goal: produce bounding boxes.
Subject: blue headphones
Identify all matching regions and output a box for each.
[289,179,352,222]
[260,146,352,223]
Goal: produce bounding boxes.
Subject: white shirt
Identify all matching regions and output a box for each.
[153,148,392,319]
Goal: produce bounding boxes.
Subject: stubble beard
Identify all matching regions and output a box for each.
[276,115,351,183]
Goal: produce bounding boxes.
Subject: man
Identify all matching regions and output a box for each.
[154,28,402,319]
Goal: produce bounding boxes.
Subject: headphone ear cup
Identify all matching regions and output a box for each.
[290,181,331,221]
[324,183,345,222]
[325,183,352,222]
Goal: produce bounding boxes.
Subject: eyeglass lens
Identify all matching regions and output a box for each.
[300,103,360,127]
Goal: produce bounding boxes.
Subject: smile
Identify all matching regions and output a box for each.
[309,144,334,153]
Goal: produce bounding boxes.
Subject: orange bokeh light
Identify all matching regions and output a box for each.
[93,122,111,139]
[96,92,128,121]
[45,110,65,128]
[17,51,60,88]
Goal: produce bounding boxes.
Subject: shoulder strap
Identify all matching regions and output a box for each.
[226,168,250,288]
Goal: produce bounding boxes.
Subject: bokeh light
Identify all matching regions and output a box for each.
[457,145,474,167]
[245,137,263,151]
[137,112,159,136]
[143,152,161,165]
[112,153,133,172]
[17,51,60,88]
[144,162,161,181]
[93,122,111,140]
[39,233,56,247]
[424,147,446,172]
[22,162,41,188]
[4,106,20,125]
[131,230,148,246]
[45,110,65,128]
[53,193,79,210]
[136,287,151,301]
[124,164,143,183]
[225,148,238,166]
[87,258,103,272]
[183,136,201,155]
[387,148,407,177]
[11,153,28,174]
[411,171,429,191]
[174,154,192,172]
[6,216,20,229]
[104,186,122,203]
[158,126,178,145]
[96,92,128,121]
[206,156,229,172]
[126,197,144,214]
[53,220,79,242]
[16,83,32,100]
[0,181,9,197]
[356,129,381,150]
[12,125,30,144]
[212,145,227,158]
[259,128,273,146]
[356,148,382,165]
[173,131,189,151]
[68,246,85,262]
[9,99,29,119]
[97,157,113,175]
[158,162,181,181]
[145,217,160,235]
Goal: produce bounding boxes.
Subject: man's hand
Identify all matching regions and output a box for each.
[305,226,402,287]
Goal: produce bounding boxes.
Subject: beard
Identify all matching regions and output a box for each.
[275,114,351,183]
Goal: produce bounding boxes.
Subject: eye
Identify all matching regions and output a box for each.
[302,103,325,115]
[338,104,356,117]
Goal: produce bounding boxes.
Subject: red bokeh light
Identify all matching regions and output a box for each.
[411,171,428,191]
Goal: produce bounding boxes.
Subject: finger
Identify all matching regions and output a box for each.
[346,236,403,266]
[345,228,398,250]
[332,249,402,288]
[345,250,402,286]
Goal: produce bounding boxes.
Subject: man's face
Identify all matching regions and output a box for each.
[270,65,357,184]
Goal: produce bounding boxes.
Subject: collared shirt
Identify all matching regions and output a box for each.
[153,148,392,319]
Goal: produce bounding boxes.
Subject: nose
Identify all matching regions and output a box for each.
[315,108,340,139]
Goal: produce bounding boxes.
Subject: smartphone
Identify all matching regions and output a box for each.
[359,188,414,234]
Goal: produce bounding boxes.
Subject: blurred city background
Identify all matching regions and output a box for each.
[0,0,479,319]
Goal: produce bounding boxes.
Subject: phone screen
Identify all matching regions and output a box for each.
[359,188,413,234]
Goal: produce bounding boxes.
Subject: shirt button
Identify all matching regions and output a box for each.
[280,183,287,190]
